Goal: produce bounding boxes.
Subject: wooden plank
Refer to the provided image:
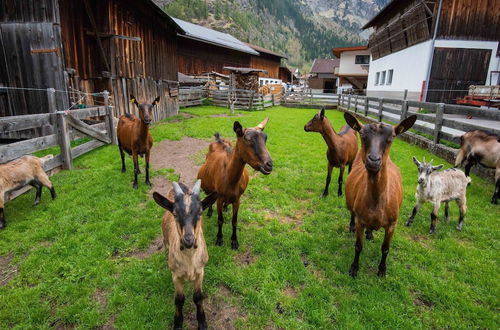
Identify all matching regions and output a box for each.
[65,114,111,144]
[441,118,500,136]
[0,113,54,133]
[71,139,107,159]
[444,104,500,121]
[0,134,59,163]
[67,106,108,119]
[57,113,72,170]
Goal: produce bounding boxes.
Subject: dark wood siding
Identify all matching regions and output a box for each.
[249,54,281,79]
[437,0,500,41]
[177,37,251,76]
[427,47,491,103]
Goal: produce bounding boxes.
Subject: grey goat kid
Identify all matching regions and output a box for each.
[406,157,470,234]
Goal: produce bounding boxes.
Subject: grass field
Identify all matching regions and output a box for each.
[0,106,498,329]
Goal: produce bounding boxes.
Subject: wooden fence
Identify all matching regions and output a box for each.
[283,91,339,108]
[1,99,117,201]
[179,87,282,110]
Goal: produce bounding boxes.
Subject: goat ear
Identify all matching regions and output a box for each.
[152,96,160,106]
[255,117,269,131]
[412,156,420,167]
[432,164,444,171]
[153,192,174,212]
[394,115,417,135]
[130,95,139,107]
[201,192,218,211]
[344,112,362,132]
[320,108,325,120]
[234,121,244,137]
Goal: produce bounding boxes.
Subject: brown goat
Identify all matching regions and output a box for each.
[153,180,217,330]
[117,95,159,189]
[344,113,416,277]
[304,108,358,197]
[197,119,273,249]
[455,130,500,204]
[0,155,57,229]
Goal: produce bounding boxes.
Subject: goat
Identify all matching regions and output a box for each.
[304,108,358,197]
[197,119,273,249]
[117,95,159,189]
[454,130,500,204]
[406,157,470,233]
[0,155,57,229]
[153,180,217,330]
[344,113,416,277]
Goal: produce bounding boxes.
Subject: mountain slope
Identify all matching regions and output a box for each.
[156,0,388,72]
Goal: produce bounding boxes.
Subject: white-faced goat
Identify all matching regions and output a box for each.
[0,155,56,229]
[406,157,470,233]
[153,180,217,330]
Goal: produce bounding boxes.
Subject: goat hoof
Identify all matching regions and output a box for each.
[321,192,328,198]
[145,180,152,186]
[377,269,386,277]
[215,238,224,246]
[0,221,5,230]
[337,191,343,197]
[405,220,412,227]
[33,200,40,206]
[132,183,138,189]
[429,228,436,235]
[445,217,450,223]
[198,322,207,330]
[121,168,126,173]
[231,240,239,250]
[491,198,498,204]
[349,266,358,278]
[456,224,463,231]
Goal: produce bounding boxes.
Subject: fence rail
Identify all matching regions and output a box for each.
[1,95,117,201]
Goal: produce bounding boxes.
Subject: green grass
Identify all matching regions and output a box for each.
[1,106,498,329]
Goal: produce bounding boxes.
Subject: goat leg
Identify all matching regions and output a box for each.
[231,201,240,250]
[491,179,499,204]
[378,225,395,277]
[337,164,345,197]
[207,205,213,218]
[145,151,151,186]
[322,163,333,198]
[31,180,42,206]
[37,172,56,200]
[457,198,466,231]
[215,199,224,246]
[349,222,363,278]
[173,276,185,330]
[0,207,5,230]
[132,153,139,189]
[429,203,440,234]
[405,202,421,226]
[193,275,207,330]
[119,143,126,173]
[349,212,355,232]
[444,202,450,223]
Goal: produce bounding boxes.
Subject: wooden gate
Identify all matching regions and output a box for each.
[427,48,492,104]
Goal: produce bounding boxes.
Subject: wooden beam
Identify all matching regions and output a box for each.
[83,0,110,72]
[85,31,141,41]
[65,114,111,144]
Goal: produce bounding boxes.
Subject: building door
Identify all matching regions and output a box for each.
[324,80,336,94]
[427,48,491,104]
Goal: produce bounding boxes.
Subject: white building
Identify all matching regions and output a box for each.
[363,0,500,103]
[332,46,370,94]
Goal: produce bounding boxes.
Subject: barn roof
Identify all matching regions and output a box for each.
[223,67,268,74]
[362,0,406,29]
[310,59,340,74]
[172,18,259,55]
[145,1,185,33]
[245,43,288,59]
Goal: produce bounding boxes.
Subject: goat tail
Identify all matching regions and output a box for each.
[214,132,223,143]
[454,148,466,167]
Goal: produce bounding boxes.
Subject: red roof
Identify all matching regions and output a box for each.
[310,59,340,74]
[332,46,369,58]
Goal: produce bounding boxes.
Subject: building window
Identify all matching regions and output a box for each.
[381,71,386,85]
[387,69,393,85]
[355,55,370,64]
[375,72,380,85]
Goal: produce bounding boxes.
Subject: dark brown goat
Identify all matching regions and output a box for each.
[454,130,500,204]
[304,109,358,197]
[344,113,416,277]
[197,119,273,249]
[117,95,159,189]
[153,180,217,330]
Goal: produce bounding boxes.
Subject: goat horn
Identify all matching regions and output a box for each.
[172,182,184,198]
[423,156,426,163]
[192,179,201,196]
[429,159,434,165]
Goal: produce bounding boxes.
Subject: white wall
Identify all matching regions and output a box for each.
[367,40,500,99]
[339,50,371,75]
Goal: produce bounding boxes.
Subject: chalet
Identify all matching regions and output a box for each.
[245,43,288,85]
[308,59,340,93]
[279,67,298,84]
[332,46,370,94]
[0,0,183,119]
[174,18,258,76]
[363,0,500,103]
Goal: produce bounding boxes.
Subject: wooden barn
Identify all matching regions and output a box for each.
[0,0,183,119]
[245,43,287,84]
[364,0,500,103]
[174,17,258,76]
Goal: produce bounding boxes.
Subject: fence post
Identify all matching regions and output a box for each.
[364,97,369,116]
[354,95,358,113]
[47,88,57,112]
[57,112,73,170]
[347,94,351,111]
[403,89,408,100]
[433,103,445,145]
[400,99,409,120]
[378,98,384,122]
[249,91,255,110]
[310,89,313,106]
[103,90,117,145]
[271,93,275,106]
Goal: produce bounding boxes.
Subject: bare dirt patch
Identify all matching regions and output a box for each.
[235,251,257,267]
[209,113,244,118]
[185,284,246,330]
[410,234,432,248]
[150,137,208,191]
[0,254,18,286]
[282,286,298,298]
[93,288,110,310]
[125,236,163,259]
[170,112,196,122]
[411,290,433,308]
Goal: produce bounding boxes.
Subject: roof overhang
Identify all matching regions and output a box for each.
[332,46,369,58]
[362,0,406,29]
